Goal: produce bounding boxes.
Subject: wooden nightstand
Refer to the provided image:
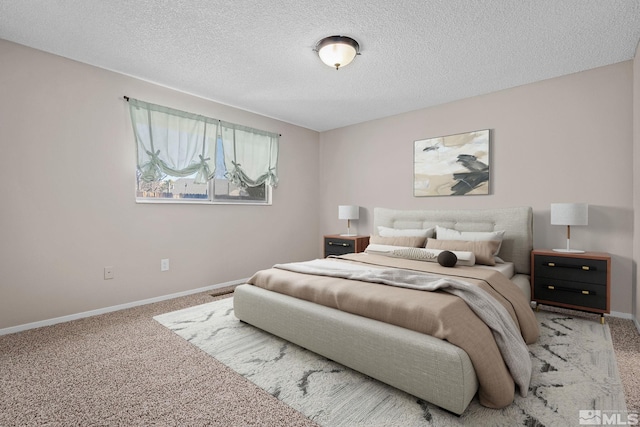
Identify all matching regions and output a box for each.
[324,235,370,258]
[531,249,611,323]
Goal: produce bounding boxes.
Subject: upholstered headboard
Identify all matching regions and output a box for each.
[373,206,533,274]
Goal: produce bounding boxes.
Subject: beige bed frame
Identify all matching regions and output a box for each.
[234,206,533,415]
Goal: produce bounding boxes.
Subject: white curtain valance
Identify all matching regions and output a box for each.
[128,98,279,187]
[220,122,279,188]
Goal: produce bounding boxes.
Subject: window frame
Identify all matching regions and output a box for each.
[134,177,273,206]
[128,97,278,206]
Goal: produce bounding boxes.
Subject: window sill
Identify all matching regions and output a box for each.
[135,198,271,206]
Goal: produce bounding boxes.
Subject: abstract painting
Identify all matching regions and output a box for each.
[414,129,490,197]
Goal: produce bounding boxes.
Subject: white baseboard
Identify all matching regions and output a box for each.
[609,310,634,320]
[0,278,247,337]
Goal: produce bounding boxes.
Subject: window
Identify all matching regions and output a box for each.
[134,138,271,204]
[127,97,278,205]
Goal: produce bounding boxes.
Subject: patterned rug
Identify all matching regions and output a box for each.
[154,297,627,427]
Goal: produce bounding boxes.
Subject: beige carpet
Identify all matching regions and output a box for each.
[0,288,317,427]
[1,288,638,426]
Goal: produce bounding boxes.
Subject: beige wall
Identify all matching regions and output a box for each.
[0,40,320,329]
[1,38,637,330]
[320,61,634,315]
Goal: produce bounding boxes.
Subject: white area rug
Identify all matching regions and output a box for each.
[154,297,627,426]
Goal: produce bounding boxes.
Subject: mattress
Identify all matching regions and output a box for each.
[478,261,515,278]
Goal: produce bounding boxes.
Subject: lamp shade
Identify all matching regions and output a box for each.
[550,203,588,226]
[316,36,359,70]
[338,205,359,220]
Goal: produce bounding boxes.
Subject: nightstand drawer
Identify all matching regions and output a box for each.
[323,235,370,257]
[534,277,607,310]
[531,249,611,321]
[534,255,607,285]
[325,238,355,256]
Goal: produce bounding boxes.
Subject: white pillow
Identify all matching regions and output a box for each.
[378,226,435,238]
[435,226,505,256]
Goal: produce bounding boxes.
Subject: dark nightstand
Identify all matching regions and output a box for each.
[324,235,370,258]
[531,249,611,323]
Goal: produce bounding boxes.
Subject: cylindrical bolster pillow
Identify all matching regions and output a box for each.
[371,246,475,266]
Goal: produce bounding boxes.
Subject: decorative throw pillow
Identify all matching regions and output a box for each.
[435,226,505,256]
[390,247,440,262]
[437,250,458,268]
[426,238,500,266]
[369,235,427,248]
[378,226,435,238]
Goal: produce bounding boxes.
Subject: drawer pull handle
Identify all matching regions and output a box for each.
[328,242,349,247]
[542,260,596,271]
[543,285,594,295]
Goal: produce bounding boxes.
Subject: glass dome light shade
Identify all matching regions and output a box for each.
[316,36,359,70]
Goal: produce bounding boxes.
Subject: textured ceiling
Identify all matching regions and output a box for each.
[1,1,639,131]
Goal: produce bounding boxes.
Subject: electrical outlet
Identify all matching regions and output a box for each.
[104,266,114,280]
[161,259,170,272]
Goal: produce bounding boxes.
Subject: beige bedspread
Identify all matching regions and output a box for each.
[247,253,539,409]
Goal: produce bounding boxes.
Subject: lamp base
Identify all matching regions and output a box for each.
[340,233,358,236]
[552,248,585,253]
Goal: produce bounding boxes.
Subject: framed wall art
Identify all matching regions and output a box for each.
[414,129,490,197]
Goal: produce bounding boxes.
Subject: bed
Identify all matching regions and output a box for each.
[234,206,537,415]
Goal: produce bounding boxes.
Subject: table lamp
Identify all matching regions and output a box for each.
[338,205,359,236]
[550,203,588,253]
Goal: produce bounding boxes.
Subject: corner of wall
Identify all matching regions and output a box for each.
[633,38,640,326]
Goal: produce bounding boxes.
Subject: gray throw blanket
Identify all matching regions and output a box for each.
[274,258,531,397]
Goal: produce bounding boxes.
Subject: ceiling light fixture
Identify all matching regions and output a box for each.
[315,35,360,70]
